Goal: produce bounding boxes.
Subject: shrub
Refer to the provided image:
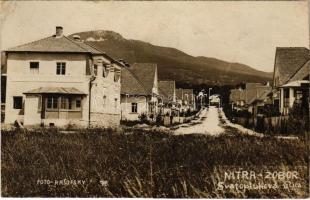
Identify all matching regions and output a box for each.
[138,113,148,123]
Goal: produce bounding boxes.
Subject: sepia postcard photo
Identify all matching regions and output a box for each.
[0,0,309,198]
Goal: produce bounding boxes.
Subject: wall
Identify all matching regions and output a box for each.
[90,113,120,127]
[120,95,148,121]
[5,52,90,125]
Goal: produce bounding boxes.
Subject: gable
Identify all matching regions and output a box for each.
[273,47,310,87]
[129,63,157,94]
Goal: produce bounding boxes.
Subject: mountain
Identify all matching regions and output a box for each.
[69,30,273,86]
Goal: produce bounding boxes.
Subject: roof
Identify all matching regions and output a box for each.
[121,67,148,95]
[280,80,309,88]
[289,60,310,82]
[6,35,103,54]
[246,85,272,105]
[129,63,157,94]
[24,87,85,95]
[158,80,175,102]
[273,47,310,87]
[249,88,272,104]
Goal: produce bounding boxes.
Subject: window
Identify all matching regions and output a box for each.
[13,96,23,109]
[60,97,67,109]
[102,95,107,107]
[131,103,137,113]
[284,89,290,98]
[68,97,72,109]
[114,98,118,110]
[102,65,106,77]
[56,62,66,75]
[76,99,81,108]
[103,64,110,77]
[94,65,98,76]
[114,70,121,82]
[30,62,39,74]
[47,97,58,109]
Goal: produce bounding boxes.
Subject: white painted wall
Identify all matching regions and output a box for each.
[5,52,90,125]
[121,95,148,121]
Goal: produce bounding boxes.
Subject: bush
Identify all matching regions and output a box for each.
[138,113,148,123]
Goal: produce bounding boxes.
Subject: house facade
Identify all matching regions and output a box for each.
[4,26,122,127]
[229,88,246,110]
[176,88,196,113]
[229,82,272,115]
[273,47,310,115]
[158,80,177,115]
[120,63,159,121]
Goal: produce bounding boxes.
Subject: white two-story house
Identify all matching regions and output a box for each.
[4,26,123,127]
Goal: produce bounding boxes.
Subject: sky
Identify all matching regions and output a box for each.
[0,1,309,72]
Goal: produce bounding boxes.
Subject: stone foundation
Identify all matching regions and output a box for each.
[90,112,120,128]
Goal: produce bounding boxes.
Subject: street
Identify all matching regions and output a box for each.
[174,106,225,136]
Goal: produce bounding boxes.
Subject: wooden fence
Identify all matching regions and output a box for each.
[234,116,290,133]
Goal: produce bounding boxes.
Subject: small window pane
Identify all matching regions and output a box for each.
[60,97,67,109]
[52,97,58,109]
[13,96,23,109]
[94,65,98,76]
[76,99,81,108]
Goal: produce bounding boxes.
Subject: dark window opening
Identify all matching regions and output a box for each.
[30,62,39,74]
[47,97,58,109]
[94,65,98,76]
[131,102,137,113]
[13,96,23,109]
[76,99,81,108]
[56,62,66,75]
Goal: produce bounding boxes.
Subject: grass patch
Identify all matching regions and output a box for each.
[1,128,309,197]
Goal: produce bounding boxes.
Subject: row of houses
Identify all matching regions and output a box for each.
[230,47,309,117]
[1,26,197,128]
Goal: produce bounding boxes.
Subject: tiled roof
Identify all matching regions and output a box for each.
[121,67,148,95]
[24,87,85,95]
[289,60,310,82]
[249,88,272,104]
[246,85,272,105]
[6,35,102,54]
[273,47,310,87]
[280,80,309,88]
[158,80,175,102]
[129,63,157,94]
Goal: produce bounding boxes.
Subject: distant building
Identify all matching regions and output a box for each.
[273,47,310,115]
[3,26,123,127]
[120,63,159,121]
[176,88,196,113]
[229,88,246,110]
[230,82,272,115]
[158,80,177,115]
[209,94,221,107]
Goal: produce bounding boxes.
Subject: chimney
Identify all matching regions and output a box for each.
[72,35,81,41]
[55,26,63,37]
